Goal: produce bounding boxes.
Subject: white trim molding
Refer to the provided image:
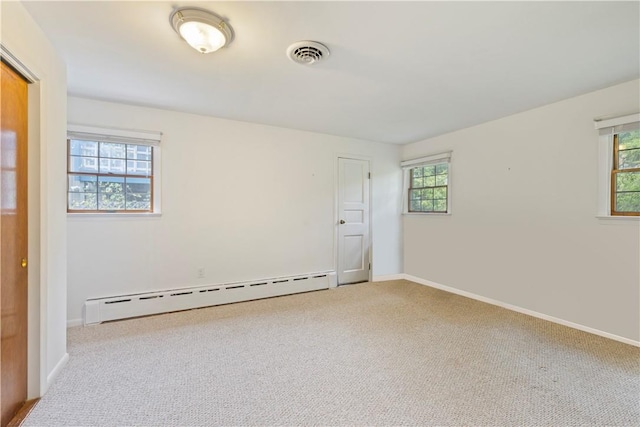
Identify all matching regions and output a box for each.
[66,124,163,214]
[401,151,453,215]
[45,353,69,393]
[67,319,83,328]
[595,215,640,222]
[403,274,640,347]
[0,44,39,83]
[372,274,405,282]
[401,151,452,169]
[594,113,640,130]
[67,124,162,146]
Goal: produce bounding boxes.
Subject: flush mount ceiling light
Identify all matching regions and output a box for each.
[170,7,233,54]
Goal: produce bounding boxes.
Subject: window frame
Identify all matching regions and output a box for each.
[401,151,452,215]
[594,114,640,220]
[610,133,640,217]
[407,163,449,213]
[67,139,155,213]
[66,125,162,215]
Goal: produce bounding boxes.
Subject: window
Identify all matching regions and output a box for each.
[409,163,448,212]
[401,151,451,214]
[611,130,640,216]
[594,114,640,218]
[67,125,161,213]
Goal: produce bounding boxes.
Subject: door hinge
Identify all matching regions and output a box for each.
[369,263,371,271]
[368,172,371,179]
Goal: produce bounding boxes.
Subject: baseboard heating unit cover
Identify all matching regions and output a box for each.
[84,271,334,325]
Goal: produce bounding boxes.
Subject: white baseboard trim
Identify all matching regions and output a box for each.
[45,352,69,392]
[67,318,83,328]
[328,272,338,288]
[372,274,405,282]
[404,274,640,348]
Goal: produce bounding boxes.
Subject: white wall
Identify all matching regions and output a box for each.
[403,79,640,342]
[67,97,403,323]
[1,2,68,396]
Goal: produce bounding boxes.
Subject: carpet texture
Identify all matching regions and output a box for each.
[24,280,639,426]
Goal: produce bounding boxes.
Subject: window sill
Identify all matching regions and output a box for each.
[403,212,451,216]
[596,215,640,222]
[67,212,162,219]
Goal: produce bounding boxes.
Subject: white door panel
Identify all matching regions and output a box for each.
[338,158,370,284]
[344,235,364,271]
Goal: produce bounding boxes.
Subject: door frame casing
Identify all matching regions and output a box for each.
[333,154,373,287]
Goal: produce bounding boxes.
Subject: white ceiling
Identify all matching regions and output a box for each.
[23,1,640,144]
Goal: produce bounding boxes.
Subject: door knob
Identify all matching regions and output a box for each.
[21,258,27,268]
[339,220,345,224]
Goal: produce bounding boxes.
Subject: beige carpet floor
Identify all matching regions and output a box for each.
[24,280,639,426]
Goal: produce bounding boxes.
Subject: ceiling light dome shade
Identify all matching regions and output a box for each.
[170,8,233,53]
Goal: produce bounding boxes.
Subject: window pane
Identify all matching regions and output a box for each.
[99,158,126,174]
[410,189,420,200]
[126,177,151,191]
[420,200,434,211]
[616,172,640,192]
[127,160,151,176]
[434,199,447,212]
[68,174,97,193]
[435,174,448,186]
[98,176,125,210]
[411,177,424,188]
[98,176,125,191]
[127,145,152,161]
[99,142,126,159]
[618,148,640,169]
[69,140,98,156]
[434,187,447,199]
[126,194,151,210]
[616,192,640,213]
[435,163,448,175]
[425,176,436,187]
[423,188,434,199]
[126,177,151,210]
[618,130,640,150]
[423,165,436,177]
[412,168,423,179]
[69,156,98,173]
[68,192,97,210]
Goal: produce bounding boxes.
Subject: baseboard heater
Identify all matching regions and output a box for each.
[84,271,335,325]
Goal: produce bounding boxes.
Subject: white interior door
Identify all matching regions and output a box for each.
[337,158,370,285]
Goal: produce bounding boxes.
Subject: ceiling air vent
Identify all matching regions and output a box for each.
[286,41,330,65]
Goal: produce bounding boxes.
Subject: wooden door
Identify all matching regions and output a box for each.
[0,61,29,427]
[337,158,370,285]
